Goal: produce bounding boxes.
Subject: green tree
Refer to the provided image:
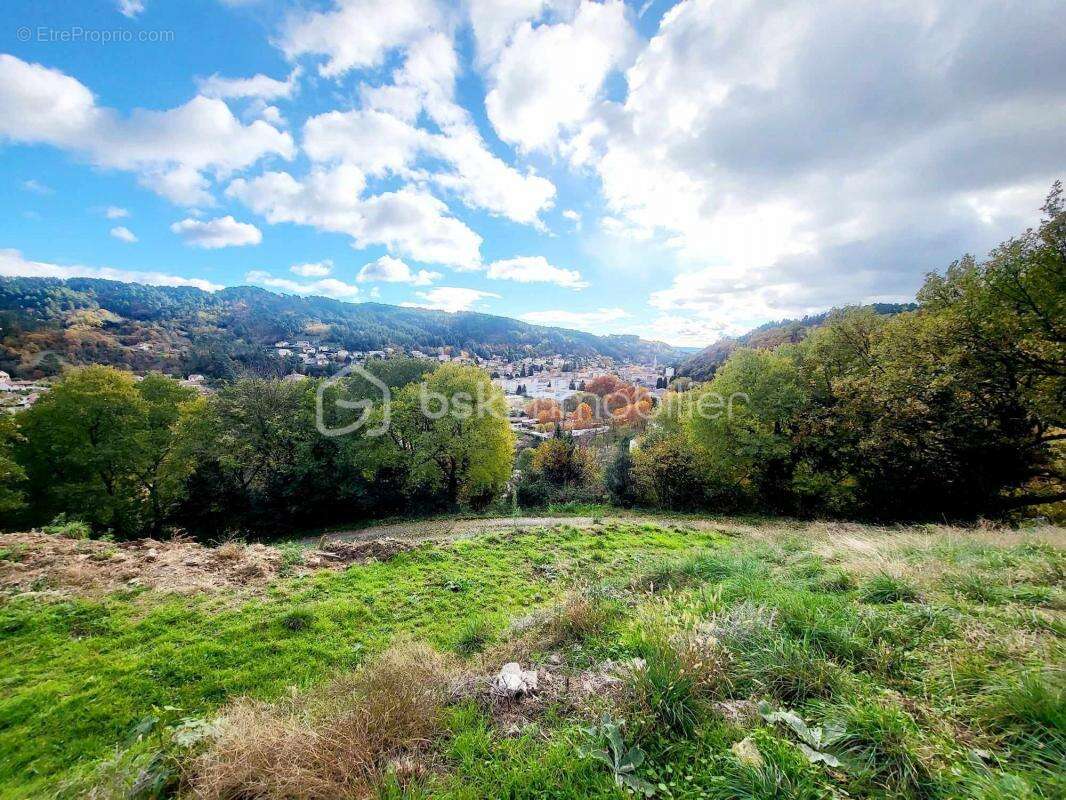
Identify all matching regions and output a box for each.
[0,414,26,517]
[685,348,806,511]
[383,364,514,508]
[18,366,195,536]
[604,438,636,507]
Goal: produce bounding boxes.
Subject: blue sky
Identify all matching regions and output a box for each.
[1,0,1063,346]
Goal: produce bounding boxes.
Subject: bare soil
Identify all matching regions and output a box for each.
[0,532,418,596]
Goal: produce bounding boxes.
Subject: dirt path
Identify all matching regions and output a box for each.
[302,515,732,547]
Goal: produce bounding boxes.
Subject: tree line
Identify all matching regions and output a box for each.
[0,361,514,539]
[520,186,1064,519]
[0,185,1062,537]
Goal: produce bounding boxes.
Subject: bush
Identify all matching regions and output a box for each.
[41,514,91,540]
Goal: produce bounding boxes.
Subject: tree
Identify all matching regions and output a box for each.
[385,364,514,508]
[18,366,196,536]
[527,397,562,424]
[0,414,26,517]
[585,375,625,398]
[685,349,806,512]
[604,439,636,507]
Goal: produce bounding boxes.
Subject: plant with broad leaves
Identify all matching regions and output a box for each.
[580,714,656,796]
[758,701,845,767]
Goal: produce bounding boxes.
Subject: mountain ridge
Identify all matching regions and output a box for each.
[0,276,681,379]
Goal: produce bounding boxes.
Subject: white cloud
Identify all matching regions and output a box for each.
[486,256,588,289]
[117,0,145,18]
[405,286,500,312]
[279,0,444,77]
[104,206,130,219]
[482,0,636,152]
[303,108,426,177]
[22,179,52,195]
[290,259,333,277]
[245,269,360,299]
[227,165,483,268]
[465,0,552,65]
[197,67,301,100]
[0,54,294,206]
[109,226,138,243]
[0,247,221,291]
[521,307,630,331]
[302,35,556,227]
[357,254,440,285]
[170,215,262,248]
[562,208,581,223]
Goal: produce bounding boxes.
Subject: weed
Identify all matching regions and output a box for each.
[279,608,315,632]
[832,699,930,796]
[860,573,921,604]
[581,715,656,796]
[453,616,494,656]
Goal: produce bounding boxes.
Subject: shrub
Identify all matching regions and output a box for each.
[41,514,91,540]
[190,642,456,800]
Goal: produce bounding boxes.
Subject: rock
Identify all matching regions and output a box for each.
[145,548,159,560]
[731,736,764,768]
[493,662,538,697]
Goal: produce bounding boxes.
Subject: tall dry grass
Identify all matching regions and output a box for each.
[188,641,457,800]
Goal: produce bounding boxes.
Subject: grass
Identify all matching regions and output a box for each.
[0,517,1063,799]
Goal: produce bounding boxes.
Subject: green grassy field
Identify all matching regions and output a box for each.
[1,519,1063,799]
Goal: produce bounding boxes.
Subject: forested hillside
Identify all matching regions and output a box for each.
[675,303,916,381]
[0,278,679,379]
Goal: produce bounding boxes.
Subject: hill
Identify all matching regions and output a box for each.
[0,277,680,379]
[1,516,1062,797]
[675,303,917,381]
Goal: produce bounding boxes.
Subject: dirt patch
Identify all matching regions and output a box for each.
[306,537,418,566]
[0,532,419,597]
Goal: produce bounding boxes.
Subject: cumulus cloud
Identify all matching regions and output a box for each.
[197,68,301,100]
[301,34,556,226]
[0,54,294,206]
[481,0,637,152]
[227,164,482,268]
[357,255,440,285]
[0,248,221,291]
[486,256,588,289]
[245,269,360,299]
[290,259,333,277]
[170,216,262,248]
[559,0,1066,339]
[104,206,130,219]
[109,226,138,243]
[521,307,630,331]
[405,286,499,312]
[279,0,444,77]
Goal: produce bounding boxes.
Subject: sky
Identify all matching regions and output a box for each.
[0,0,1063,347]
